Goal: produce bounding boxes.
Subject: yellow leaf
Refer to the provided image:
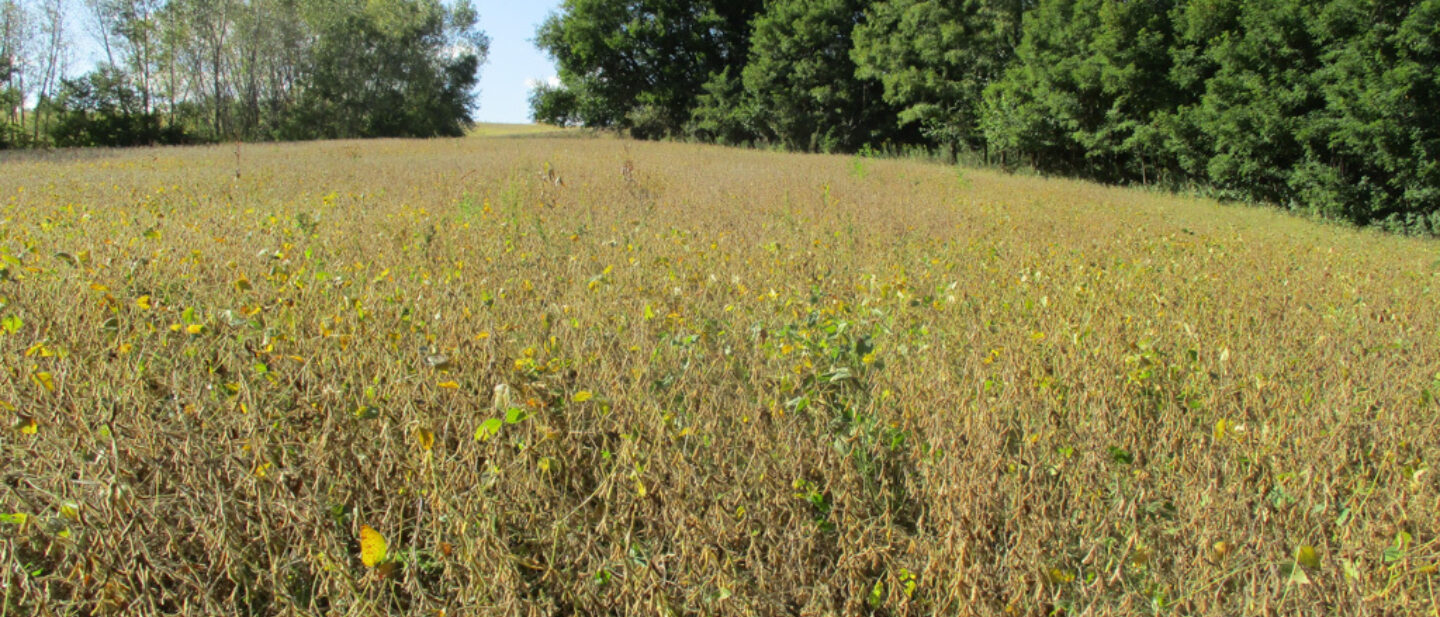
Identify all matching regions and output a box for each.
[359,525,388,568]
[1214,418,1228,441]
[437,381,460,390]
[1211,541,1232,562]
[17,417,38,434]
[186,324,205,335]
[33,372,55,393]
[573,391,593,403]
[90,282,109,292]
[416,428,434,451]
[1297,545,1322,570]
[635,479,647,498]
[136,295,151,310]
[235,276,252,291]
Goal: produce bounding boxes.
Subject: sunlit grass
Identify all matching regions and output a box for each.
[466,122,574,137]
[0,132,1436,616]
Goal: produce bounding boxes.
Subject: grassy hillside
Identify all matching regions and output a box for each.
[466,123,576,138]
[1,132,1437,616]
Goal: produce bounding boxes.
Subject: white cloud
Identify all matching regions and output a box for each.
[524,76,562,91]
[443,43,478,59]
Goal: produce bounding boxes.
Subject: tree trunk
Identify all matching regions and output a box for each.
[212,44,222,136]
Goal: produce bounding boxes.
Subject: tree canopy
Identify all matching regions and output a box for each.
[738,0,896,153]
[852,0,1028,156]
[533,0,1440,234]
[1,0,489,148]
[535,0,762,139]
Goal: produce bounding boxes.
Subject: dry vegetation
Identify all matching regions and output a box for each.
[464,124,573,138]
[1,131,1438,616]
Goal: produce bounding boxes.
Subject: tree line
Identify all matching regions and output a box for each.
[1,0,488,149]
[532,0,1440,234]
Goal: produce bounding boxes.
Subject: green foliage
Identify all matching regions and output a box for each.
[741,0,895,153]
[1,52,25,149]
[534,0,1440,233]
[528,82,579,127]
[982,0,1439,230]
[535,0,763,138]
[853,0,1027,155]
[1175,0,1323,203]
[286,0,488,139]
[6,0,489,146]
[0,117,21,150]
[686,67,755,145]
[982,0,1182,181]
[1298,0,1440,231]
[49,65,191,147]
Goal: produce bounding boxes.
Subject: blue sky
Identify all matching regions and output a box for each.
[475,1,563,124]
